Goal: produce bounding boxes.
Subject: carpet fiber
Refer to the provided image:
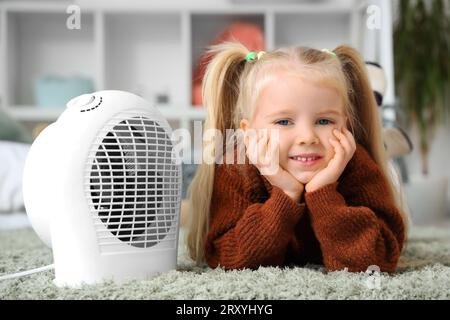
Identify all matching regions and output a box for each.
[1,226,449,299]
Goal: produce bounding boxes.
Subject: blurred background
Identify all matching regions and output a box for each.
[0,0,449,229]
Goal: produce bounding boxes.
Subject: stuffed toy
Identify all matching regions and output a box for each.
[365,62,413,159]
[192,22,265,106]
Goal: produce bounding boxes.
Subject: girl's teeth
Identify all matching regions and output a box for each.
[293,157,318,161]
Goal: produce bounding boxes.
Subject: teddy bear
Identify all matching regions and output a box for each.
[365,61,413,159]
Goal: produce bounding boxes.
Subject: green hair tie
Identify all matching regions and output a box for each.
[246,51,257,62]
[321,48,337,57]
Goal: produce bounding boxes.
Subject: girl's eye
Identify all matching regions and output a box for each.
[274,119,292,126]
[317,118,334,125]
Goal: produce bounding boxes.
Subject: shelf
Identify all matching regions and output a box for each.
[6,106,64,122]
[0,1,72,12]
[6,104,206,122]
[72,0,356,14]
[104,13,185,106]
[5,11,96,106]
[0,0,393,140]
[274,11,352,49]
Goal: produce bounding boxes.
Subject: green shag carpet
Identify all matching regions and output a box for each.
[1,227,449,299]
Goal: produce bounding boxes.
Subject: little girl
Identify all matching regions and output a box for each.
[184,42,406,273]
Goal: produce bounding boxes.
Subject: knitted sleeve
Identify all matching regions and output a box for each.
[205,164,306,270]
[304,145,405,273]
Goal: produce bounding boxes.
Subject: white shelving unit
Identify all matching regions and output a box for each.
[0,0,394,135]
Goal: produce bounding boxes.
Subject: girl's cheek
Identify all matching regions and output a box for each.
[319,127,335,144]
[275,137,289,163]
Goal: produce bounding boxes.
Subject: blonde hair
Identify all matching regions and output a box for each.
[185,42,407,264]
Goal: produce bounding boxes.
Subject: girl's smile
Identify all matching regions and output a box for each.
[289,153,324,167]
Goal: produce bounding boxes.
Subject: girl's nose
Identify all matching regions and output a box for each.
[295,127,319,145]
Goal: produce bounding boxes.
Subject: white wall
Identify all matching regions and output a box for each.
[404,124,450,216]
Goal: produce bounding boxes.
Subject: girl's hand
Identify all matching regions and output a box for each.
[244,129,304,202]
[305,128,356,193]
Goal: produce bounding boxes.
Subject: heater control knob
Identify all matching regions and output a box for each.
[67,94,95,109]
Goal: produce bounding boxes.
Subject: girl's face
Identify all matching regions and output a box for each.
[240,71,347,184]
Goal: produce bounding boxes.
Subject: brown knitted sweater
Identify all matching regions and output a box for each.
[205,143,405,273]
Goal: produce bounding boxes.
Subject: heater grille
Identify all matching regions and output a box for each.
[85,115,181,253]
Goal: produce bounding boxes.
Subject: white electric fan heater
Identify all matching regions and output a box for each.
[22,90,182,287]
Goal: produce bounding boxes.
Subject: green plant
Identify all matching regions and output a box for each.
[394,0,450,175]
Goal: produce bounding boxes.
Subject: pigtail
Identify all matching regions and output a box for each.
[334,45,409,235]
[333,46,383,155]
[185,42,249,264]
